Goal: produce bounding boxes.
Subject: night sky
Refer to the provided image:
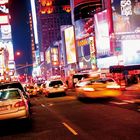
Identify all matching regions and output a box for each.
[9,0,32,75]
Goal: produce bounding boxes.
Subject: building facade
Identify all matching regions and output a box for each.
[34,0,72,80]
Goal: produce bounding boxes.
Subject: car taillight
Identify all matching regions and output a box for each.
[14,100,25,108]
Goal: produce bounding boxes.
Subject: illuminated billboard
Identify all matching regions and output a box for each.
[64,26,77,64]
[0,15,9,25]
[75,18,94,40]
[112,0,140,33]
[0,0,8,5]
[0,41,14,61]
[51,47,59,66]
[45,49,50,64]
[0,4,9,14]
[94,10,111,58]
[0,25,11,39]
[97,56,118,68]
[122,40,140,65]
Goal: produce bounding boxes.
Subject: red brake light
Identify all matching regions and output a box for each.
[14,100,25,107]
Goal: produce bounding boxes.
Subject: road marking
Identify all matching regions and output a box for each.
[48,103,54,106]
[123,100,135,103]
[41,104,45,107]
[110,101,128,105]
[62,122,78,135]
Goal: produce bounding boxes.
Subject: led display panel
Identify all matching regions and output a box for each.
[0,4,9,14]
[122,40,140,65]
[0,0,9,5]
[0,15,9,25]
[64,26,77,64]
[5,41,14,61]
[51,47,59,66]
[112,0,140,33]
[94,10,110,58]
[75,18,93,40]
[45,49,50,64]
[0,24,11,39]
[97,56,118,68]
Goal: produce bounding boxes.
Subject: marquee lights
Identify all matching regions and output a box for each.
[40,0,70,14]
[62,5,71,13]
[40,0,53,6]
[40,6,54,14]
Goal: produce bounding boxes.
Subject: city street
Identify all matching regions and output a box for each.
[0,88,140,140]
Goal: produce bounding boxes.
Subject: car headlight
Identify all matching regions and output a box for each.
[106,84,120,89]
[83,87,95,91]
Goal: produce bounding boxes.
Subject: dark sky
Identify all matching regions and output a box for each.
[9,0,32,75]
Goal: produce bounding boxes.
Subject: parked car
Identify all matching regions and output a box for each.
[0,81,31,107]
[42,79,68,97]
[75,77,122,99]
[0,88,30,121]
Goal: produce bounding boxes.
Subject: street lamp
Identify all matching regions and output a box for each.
[15,51,21,56]
[14,51,29,82]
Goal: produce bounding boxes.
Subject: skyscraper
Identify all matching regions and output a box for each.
[38,0,72,52]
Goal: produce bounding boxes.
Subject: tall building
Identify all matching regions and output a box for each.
[38,0,72,51]
[31,0,72,79]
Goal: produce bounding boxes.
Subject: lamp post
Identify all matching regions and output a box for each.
[15,51,30,82]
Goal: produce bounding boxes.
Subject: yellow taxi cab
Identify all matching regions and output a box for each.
[25,84,38,96]
[75,77,122,99]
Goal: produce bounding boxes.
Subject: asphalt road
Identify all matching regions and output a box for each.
[0,90,140,140]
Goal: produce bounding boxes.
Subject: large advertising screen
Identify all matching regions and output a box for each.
[76,37,92,69]
[97,56,118,68]
[45,49,50,64]
[0,3,9,14]
[122,40,140,65]
[0,15,9,25]
[112,0,140,33]
[75,18,94,40]
[0,25,11,39]
[51,47,59,66]
[64,26,77,64]
[94,10,111,58]
[0,0,8,5]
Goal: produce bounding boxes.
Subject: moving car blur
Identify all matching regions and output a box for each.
[0,88,30,121]
[42,79,68,97]
[25,84,38,96]
[75,77,122,99]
